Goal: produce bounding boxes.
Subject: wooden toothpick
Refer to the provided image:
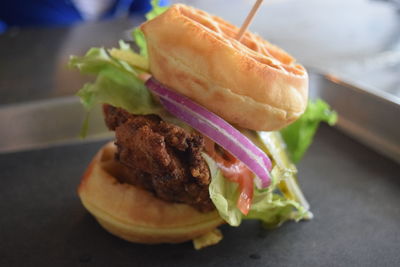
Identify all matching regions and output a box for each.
[236,0,264,41]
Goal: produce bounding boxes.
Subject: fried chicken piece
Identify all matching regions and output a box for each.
[103,104,214,212]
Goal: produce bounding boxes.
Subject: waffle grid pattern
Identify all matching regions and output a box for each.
[177,5,306,76]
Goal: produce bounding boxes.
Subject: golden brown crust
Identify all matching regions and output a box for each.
[141,4,308,131]
[78,142,224,244]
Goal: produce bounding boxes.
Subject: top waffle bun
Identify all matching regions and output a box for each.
[141,4,308,131]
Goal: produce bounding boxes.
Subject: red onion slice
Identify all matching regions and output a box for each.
[146,78,272,188]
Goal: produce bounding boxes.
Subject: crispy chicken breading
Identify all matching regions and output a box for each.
[103,104,214,212]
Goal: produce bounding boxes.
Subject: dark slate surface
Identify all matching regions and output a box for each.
[0,125,399,267]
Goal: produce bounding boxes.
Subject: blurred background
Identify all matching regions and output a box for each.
[0,0,399,154]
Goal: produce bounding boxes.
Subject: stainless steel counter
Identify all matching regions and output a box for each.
[0,17,140,105]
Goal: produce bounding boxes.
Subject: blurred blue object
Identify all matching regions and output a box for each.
[0,0,169,31]
[0,21,6,34]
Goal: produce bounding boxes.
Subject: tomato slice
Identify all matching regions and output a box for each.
[204,137,254,215]
[236,170,254,215]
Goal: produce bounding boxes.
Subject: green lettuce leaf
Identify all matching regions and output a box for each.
[246,187,309,229]
[204,131,312,228]
[146,0,169,20]
[132,28,148,58]
[280,99,337,163]
[69,40,191,136]
[131,0,169,58]
[109,40,149,70]
[204,153,242,226]
[255,131,311,212]
[69,43,159,114]
[192,229,223,250]
[69,42,164,136]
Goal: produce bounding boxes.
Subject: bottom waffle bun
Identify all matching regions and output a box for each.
[78,142,224,244]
